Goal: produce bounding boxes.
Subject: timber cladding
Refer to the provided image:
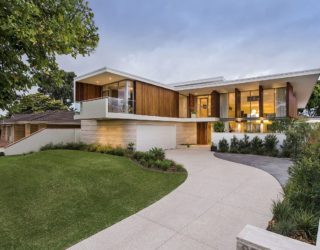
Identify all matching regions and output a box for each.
[210,91,220,117]
[286,82,297,118]
[76,82,102,102]
[135,81,179,117]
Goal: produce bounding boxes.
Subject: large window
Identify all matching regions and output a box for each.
[240,90,260,118]
[263,87,286,118]
[228,93,235,118]
[275,88,286,117]
[102,80,134,113]
[196,95,211,117]
[102,80,134,101]
[263,89,275,118]
[220,93,228,118]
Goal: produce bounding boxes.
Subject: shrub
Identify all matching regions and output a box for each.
[127,142,135,151]
[229,136,240,153]
[0,152,4,157]
[106,146,126,156]
[210,142,217,152]
[293,210,318,240]
[270,124,320,243]
[64,142,88,150]
[272,200,293,221]
[250,136,264,155]
[87,143,99,152]
[148,147,165,161]
[264,134,278,156]
[239,134,251,154]
[281,122,312,159]
[174,163,185,172]
[158,159,173,171]
[272,220,297,237]
[40,143,55,151]
[40,142,87,151]
[284,154,320,212]
[269,118,296,133]
[213,121,225,132]
[132,151,146,161]
[218,138,229,152]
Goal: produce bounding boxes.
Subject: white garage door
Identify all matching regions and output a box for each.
[136,125,176,151]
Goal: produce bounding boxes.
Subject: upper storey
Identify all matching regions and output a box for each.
[73,67,320,121]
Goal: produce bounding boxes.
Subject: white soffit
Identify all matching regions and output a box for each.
[75,67,175,90]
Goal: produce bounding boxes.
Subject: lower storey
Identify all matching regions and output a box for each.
[80,120,212,151]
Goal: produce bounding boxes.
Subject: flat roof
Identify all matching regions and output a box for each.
[75,67,320,108]
[76,67,320,90]
[75,67,176,91]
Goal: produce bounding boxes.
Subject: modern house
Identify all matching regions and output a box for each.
[74,68,320,151]
[0,111,80,146]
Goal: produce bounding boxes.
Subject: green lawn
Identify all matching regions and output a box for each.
[0,150,187,249]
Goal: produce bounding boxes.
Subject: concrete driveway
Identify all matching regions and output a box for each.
[69,148,282,250]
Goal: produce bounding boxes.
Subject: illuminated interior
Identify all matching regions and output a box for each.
[228,93,235,118]
[196,95,211,117]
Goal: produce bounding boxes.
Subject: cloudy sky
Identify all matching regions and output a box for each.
[58,0,320,84]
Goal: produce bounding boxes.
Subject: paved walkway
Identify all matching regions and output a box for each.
[69,149,282,250]
[214,152,291,186]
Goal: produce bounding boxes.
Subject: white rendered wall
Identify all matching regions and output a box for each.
[136,125,176,151]
[212,132,285,149]
[81,120,196,150]
[5,129,80,156]
[76,98,108,119]
[237,225,317,250]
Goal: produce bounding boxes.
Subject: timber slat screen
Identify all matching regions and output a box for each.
[76,82,102,102]
[135,81,179,117]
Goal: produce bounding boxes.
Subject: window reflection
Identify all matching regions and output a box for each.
[228,93,235,118]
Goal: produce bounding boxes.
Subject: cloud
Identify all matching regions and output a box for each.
[57,0,320,83]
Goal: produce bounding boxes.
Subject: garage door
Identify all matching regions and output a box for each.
[136,125,176,151]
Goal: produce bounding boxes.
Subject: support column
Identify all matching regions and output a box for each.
[25,124,31,137]
[210,90,220,117]
[188,94,196,117]
[259,85,263,118]
[235,88,241,118]
[124,80,130,113]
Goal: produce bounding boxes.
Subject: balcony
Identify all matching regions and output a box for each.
[74,97,135,119]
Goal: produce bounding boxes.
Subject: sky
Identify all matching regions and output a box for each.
[58,0,320,84]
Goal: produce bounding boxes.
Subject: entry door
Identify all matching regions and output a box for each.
[199,98,208,117]
[197,122,211,145]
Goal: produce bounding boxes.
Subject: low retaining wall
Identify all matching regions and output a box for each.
[4,128,80,156]
[212,132,286,149]
[237,225,317,250]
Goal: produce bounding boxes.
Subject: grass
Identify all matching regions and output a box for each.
[0,150,187,249]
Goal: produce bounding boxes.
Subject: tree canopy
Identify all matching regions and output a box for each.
[7,93,68,116]
[38,70,76,107]
[0,0,99,109]
[304,81,320,116]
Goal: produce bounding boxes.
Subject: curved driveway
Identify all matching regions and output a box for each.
[69,148,282,250]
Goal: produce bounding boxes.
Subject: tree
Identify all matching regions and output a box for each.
[303,81,320,116]
[38,71,76,107]
[0,0,99,109]
[7,93,68,116]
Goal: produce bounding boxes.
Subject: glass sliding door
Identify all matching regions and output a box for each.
[275,88,286,117]
[228,93,235,118]
[102,80,134,113]
[263,89,275,118]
